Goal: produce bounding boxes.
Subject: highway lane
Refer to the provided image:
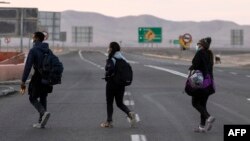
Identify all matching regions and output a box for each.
[0,49,250,141]
[79,49,250,141]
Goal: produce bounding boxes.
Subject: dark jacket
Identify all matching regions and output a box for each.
[189,49,214,77]
[22,42,50,83]
[105,51,127,83]
[188,49,215,96]
[105,59,115,82]
[22,41,53,94]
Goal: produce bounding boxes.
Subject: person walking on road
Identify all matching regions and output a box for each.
[20,32,52,128]
[189,37,216,133]
[101,42,136,128]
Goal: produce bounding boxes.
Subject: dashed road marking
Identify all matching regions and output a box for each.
[247,98,250,101]
[131,135,147,141]
[124,100,135,106]
[135,114,141,122]
[230,72,238,75]
[144,65,188,78]
[246,75,250,78]
[217,69,224,72]
[125,91,131,96]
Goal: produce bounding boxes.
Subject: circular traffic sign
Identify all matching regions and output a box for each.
[182,33,192,44]
[179,33,192,49]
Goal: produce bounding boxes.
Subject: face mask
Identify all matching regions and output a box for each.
[107,48,112,54]
[195,45,200,51]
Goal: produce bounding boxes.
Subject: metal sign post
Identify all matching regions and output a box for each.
[20,8,24,52]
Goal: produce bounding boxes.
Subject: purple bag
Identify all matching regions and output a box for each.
[185,70,215,96]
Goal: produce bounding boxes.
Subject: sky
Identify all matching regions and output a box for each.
[1,0,250,25]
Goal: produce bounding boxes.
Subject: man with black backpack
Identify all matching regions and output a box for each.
[20,32,63,128]
[100,42,136,128]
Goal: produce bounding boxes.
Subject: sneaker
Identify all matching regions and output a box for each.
[206,116,216,131]
[194,125,206,133]
[40,112,50,127]
[128,112,136,128]
[33,123,44,129]
[100,121,113,128]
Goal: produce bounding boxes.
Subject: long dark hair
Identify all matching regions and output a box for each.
[108,42,120,59]
[199,37,214,65]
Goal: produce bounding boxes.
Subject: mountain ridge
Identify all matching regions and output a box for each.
[61,10,249,47]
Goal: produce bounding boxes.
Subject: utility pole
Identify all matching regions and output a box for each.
[20,8,24,52]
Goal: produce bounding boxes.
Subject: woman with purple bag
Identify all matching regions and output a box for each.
[188,37,216,133]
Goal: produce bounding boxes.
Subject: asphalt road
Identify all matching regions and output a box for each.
[0,49,250,141]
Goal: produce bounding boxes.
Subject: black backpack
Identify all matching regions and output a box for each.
[39,49,64,85]
[113,58,133,86]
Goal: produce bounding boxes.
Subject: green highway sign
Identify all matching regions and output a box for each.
[173,39,179,45]
[138,27,162,43]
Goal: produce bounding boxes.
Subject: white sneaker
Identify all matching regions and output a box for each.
[206,116,216,131]
[41,112,50,127]
[128,112,136,128]
[194,125,206,133]
[33,123,43,129]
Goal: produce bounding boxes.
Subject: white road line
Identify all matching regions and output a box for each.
[104,53,108,56]
[246,75,250,78]
[98,51,108,57]
[78,50,104,70]
[131,135,147,141]
[135,114,141,122]
[127,60,139,64]
[247,98,250,101]
[144,65,188,78]
[124,100,135,106]
[230,72,238,75]
[100,51,139,64]
[217,69,224,72]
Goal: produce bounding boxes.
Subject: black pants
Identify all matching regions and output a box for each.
[192,95,210,126]
[29,93,47,122]
[29,80,49,123]
[106,82,131,122]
